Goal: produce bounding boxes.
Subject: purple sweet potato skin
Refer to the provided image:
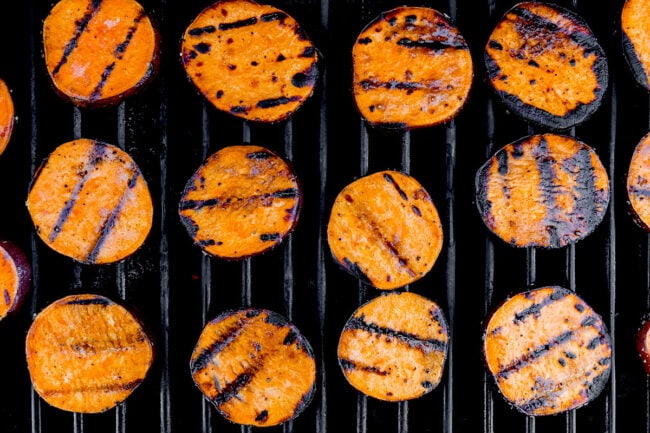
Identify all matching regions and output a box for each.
[0,240,31,320]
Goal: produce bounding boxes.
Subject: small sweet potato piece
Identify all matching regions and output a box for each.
[0,240,31,322]
[352,6,473,130]
[190,308,316,427]
[27,138,154,264]
[475,133,609,248]
[0,78,14,156]
[484,286,612,416]
[337,291,448,401]
[626,131,650,231]
[43,0,159,107]
[485,2,608,129]
[622,0,650,90]
[181,0,319,123]
[327,170,443,290]
[26,294,155,413]
[179,145,301,259]
[637,315,650,375]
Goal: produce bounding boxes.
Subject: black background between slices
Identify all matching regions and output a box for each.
[0,0,648,432]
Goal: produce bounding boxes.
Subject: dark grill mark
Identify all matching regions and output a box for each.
[255,410,269,423]
[52,0,103,76]
[528,59,539,68]
[342,258,371,285]
[513,290,568,323]
[260,233,280,242]
[272,188,299,198]
[114,11,145,59]
[3,289,9,306]
[66,297,110,306]
[300,46,316,57]
[564,351,577,359]
[498,330,573,378]
[42,379,142,397]
[191,318,250,374]
[257,96,301,108]
[218,17,257,31]
[412,205,422,217]
[566,147,601,234]
[630,186,650,198]
[488,40,503,50]
[89,62,116,101]
[497,149,509,175]
[359,78,441,92]
[383,173,408,200]
[277,54,286,61]
[291,65,318,88]
[283,330,298,345]
[396,37,466,51]
[587,336,604,350]
[196,239,216,247]
[261,12,288,22]
[49,143,106,243]
[213,372,255,406]
[230,105,248,114]
[534,136,566,248]
[188,25,216,36]
[575,303,585,312]
[247,150,273,159]
[179,197,220,210]
[358,37,372,45]
[193,42,211,54]
[263,310,287,327]
[180,188,298,211]
[345,316,446,353]
[338,358,389,376]
[421,381,434,390]
[519,396,548,414]
[581,316,598,328]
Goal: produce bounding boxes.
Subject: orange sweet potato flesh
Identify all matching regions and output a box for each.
[338,291,448,401]
[485,2,608,129]
[627,132,650,231]
[484,286,612,416]
[27,138,153,264]
[181,0,319,123]
[179,145,301,259]
[475,134,609,248]
[43,0,159,107]
[353,6,473,129]
[327,170,443,290]
[26,294,154,414]
[622,0,650,89]
[190,308,316,427]
[0,78,14,156]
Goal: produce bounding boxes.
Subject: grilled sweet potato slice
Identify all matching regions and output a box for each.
[485,2,608,130]
[352,6,473,130]
[27,138,153,264]
[181,0,319,123]
[475,133,609,248]
[622,0,650,90]
[637,315,650,375]
[626,131,650,231]
[43,0,159,107]
[179,145,301,259]
[0,78,14,156]
[327,170,443,290]
[0,240,31,322]
[484,286,612,416]
[338,291,448,401]
[190,308,316,427]
[26,294,154,413]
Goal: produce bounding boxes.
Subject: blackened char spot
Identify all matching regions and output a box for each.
[300,46,316,57]
[405,14,417,24]
[67,297,110,306]
[271,188,299,198]
[396,38,466,50]
[197,239,216,247]
[581,316,598,328]
[193,42,211,54]
[230,105,248,114]
[191,317,250,374]
[257,96,301,108]
[513,289,568,323]
[261,12,288,22]
[587,336,604,350]
[291,64,318,88]
[357,37,372,45]
[264,310,288,327]
[188,25,216,36]
[260,233,281,242]
[283,329,298,345]
[383,173,408,200]
[247,150,273,159]
[497,149,509,175]
[342,258,372,285]
[218,17,257,31]
[528,60,539,68]
[216,90,224,99]
[277,54,286,61]
[488,40,503,50]
[255,410,269,423]
[52,0,103,76]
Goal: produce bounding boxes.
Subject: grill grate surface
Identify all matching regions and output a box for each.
[0,0,644,432]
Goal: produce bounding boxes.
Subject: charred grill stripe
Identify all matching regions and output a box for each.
[188,25,216,36]
[52,0,103,76]
[513,289,568,323]
[497,149,509,176]
[191,318,251,374]
[66,297,111,306]
[359,78,441,91]
[383,173,408,200]
[86,170,141,263]
[260,12,288,22]
[587,336,604,350]
[338,358,390,376]
[89,61,115,101]
[396,37,466,50]
[180,188,298,211]
[583,370,610,399]
[345,316,446,352]
[630,186,650,198]
[569,147,601,233]
[218,17,258,31]
[213,371,255,406]
[580,315,598,328]
[257,96,301,108]
[247,150,273,160]
[3,289,10,305]
[42,379,142,397]
[114,10,146,59]
[260,233,281,242]
[519,396,549,414]
[534,136,564,248]
[497,330,573,378]
[180,197,220,210]
[49,143,107,243]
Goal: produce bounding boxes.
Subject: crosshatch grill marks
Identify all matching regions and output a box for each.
[484,286,612,416]
[181,0,319,123]
[190,308,316,427]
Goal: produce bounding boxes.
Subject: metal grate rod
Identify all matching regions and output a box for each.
[444,117,456,433]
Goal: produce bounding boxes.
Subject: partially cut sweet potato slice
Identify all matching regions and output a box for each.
[327,170,443,290]
[475,133,609,248]
[27,138,153,264]
[26,294,154,413]
[622,0,650,90]
[338,291,448,401]
[352,6,473,129]
[485,2,608,129]
[43,0,159,107]
[190,308,316,427]
[181,0,319,123]
[627,131,650,231]
[484,286,612,416]
[0,78,14,156]
[0,240,31,322]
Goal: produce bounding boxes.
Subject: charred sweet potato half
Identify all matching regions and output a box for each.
[352,6,473,130]
[327,170,443,290]
[475,133,609,248]
[181,0,319,123]
[190,308,316,427]
[27,138,154,264]
[484,286,612,416]
[627,131,650,231]
[179,145,301,259]
[637,315,650,375]
[0,78,14,156]
[338,291,448,401]
[0,240,31,322]
[622,0,650,90]
[43,0,159,107]
[26,294,155,413]
[485,2,608,130]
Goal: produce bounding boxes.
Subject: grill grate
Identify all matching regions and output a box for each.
[0,0,645,432]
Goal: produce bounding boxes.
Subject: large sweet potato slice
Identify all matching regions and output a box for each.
[0,78,14,156]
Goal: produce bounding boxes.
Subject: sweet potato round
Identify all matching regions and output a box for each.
[0,240,31,322]
[0,78,14,156]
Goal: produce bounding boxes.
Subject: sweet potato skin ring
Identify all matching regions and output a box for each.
[0,240,31,322]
